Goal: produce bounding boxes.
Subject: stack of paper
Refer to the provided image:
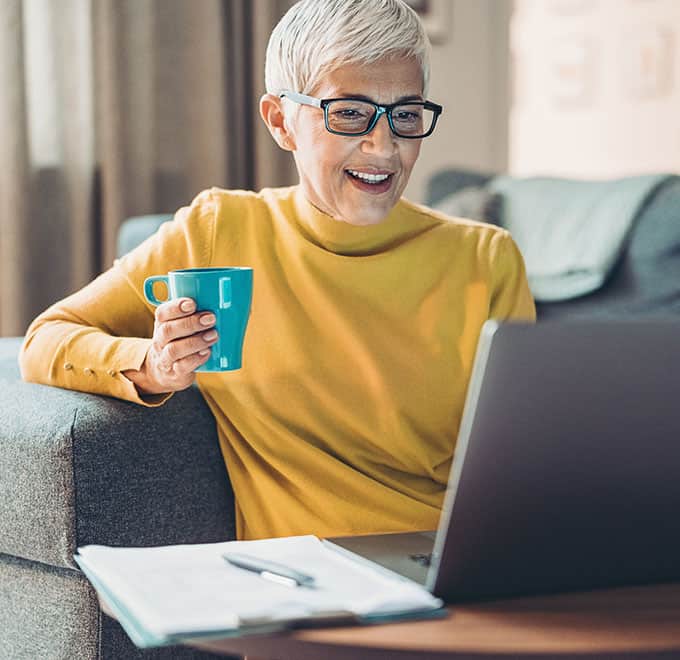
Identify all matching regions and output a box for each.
[75,535,444,648]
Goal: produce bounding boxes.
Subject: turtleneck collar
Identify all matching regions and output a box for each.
[291,186,417,256]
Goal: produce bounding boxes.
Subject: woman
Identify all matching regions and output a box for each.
[20,0,535,541]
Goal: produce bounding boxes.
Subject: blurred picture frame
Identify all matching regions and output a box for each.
[622,27,675,99]
[404,0,452,44]
[548,37,598,107]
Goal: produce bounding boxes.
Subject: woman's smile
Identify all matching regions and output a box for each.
[344,167,395,195]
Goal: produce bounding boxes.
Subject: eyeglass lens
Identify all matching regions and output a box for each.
[326,100,435,137]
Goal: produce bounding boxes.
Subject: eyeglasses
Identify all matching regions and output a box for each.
[279,90,443,139]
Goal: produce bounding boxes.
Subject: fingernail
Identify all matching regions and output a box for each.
[203,330,218,341]
[200,313,216,326]
[180,300,195,313]
[199,349,210,356]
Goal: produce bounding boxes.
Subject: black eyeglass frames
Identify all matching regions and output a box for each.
[279,90,443,139]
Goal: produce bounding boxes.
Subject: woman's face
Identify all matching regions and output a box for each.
[288,57,424,226]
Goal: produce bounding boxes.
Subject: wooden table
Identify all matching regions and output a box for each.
[159,582,680,659]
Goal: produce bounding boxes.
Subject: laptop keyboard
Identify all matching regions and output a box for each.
[408,552,432,566]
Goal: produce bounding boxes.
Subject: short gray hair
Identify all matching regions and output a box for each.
[265,0,431,97]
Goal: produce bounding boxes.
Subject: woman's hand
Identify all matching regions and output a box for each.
[123,298,218,396]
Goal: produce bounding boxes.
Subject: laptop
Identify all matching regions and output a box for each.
[327,319,680,603]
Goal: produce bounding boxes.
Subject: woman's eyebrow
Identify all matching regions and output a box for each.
[332,92,424,103]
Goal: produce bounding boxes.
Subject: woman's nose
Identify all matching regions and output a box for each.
[360,113,397,156]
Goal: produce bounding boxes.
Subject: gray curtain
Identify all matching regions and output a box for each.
[0,0,296,337]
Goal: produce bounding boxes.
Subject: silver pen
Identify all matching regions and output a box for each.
[223,552,316,588]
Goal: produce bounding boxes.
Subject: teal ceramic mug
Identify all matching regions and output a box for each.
[143,267,253,372]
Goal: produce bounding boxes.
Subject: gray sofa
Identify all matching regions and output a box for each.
[2,170,679,659]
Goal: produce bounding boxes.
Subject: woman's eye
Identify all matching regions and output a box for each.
[335,109,363,118]
[394,111,419,122]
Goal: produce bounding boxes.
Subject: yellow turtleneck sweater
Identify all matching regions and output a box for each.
[20,186,535,540]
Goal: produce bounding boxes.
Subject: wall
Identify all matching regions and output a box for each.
[509,0,680,178]
[405,0,513,203]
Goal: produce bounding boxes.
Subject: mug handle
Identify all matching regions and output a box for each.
[219,277,232,309]
[144,276,170,306]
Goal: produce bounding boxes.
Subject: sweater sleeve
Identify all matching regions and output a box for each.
[19,189,217,406]
[489,230,536,322]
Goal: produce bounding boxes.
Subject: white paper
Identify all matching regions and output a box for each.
[77,535,442,637]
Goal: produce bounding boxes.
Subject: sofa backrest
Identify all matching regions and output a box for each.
[117,214,172,259]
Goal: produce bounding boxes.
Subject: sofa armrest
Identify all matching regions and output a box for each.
[0,338,235,570]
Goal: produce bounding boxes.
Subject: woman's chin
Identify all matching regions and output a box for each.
[338,184,400,225]
[337,208,390,226]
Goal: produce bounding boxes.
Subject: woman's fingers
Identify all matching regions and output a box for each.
[147,296,219,388]
[159,329,218,368]
[170,347,213,377]
[156,312,216,346]
[155,297,195,323]
[154,299,216,346]
[125,296,216,395]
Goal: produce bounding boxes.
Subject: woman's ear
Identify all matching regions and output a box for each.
[259,94,296,151]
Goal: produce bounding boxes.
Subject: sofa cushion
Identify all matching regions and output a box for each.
[488,173,673,302]
[0,338,235,570]
[535,176,680,319]
[431,185,501,224]
[426,168,494,208]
